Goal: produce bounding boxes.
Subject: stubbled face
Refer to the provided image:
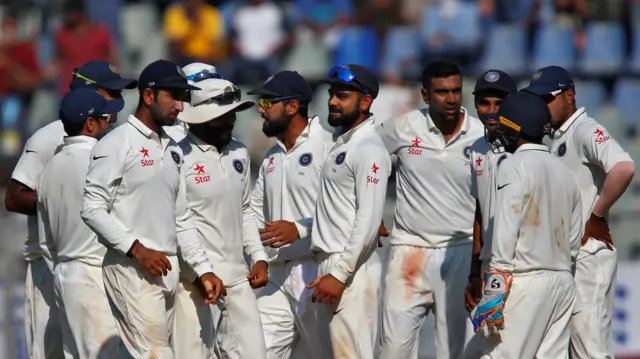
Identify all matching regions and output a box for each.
[191,110,237,148]
[542,91,572,130]
[327,84,364,128]
[258,99,290,137]
[423,75,462,122]
[474,89,508,134]
[148,88,187,127]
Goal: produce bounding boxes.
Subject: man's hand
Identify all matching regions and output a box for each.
[582,213,613,250]
[198,273,226,304]
[129,241,172,276]
[260,220,299,248]
[378,220,390,247]
[307,274,346,306]
[464,275,482,313]
[470,271,513,338]
[247,261,268,289]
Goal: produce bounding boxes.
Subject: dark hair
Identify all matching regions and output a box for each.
[62,118,85,137]
[283,99,309,118]
[421,60,461,89]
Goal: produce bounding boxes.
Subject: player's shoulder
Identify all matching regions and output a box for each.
[24,120,65,151]
[308,116,336,145]
[464,112,486,138]
[470,135,490,155]
[227,138,250,159]
[378,108,426,131]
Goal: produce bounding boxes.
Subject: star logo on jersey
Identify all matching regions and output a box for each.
[371,163,379,173]
[474,156,484,176]
[408,137,423,156]
[594,128,611,145]
[269,156,275,165]
[194,163,210,184]
[368,163,381,184]
[476,157,483,167]
[266,155,276,175]
[140,147,154,167]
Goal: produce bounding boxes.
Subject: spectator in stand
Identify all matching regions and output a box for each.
[296,0,352,45]
[163,0,227,66]
[228,0,293,84]
[0,14,41,156]
[353,0,405,37]
[53,0,117,96]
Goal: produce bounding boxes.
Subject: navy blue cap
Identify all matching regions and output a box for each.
[473,69,517,95]
[321,64,379,99]
[59,88,125,125]
[69,61,137,91]
[138,59,200,92]
[247,71,313,104]
[497,91,551,138]
[521,66,574,96]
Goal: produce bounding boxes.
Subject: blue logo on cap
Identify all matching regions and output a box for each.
[335,151,346,165]
[557,142,567,157]
[463,145,472,160]
[485,71,500,83]
[298,153,313,167]
[171,151,181,165]
[233,159,244,174]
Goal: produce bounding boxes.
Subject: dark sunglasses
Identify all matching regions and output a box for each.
[186,71,225,83]
[327,66,369,94]
[193,88,241,107]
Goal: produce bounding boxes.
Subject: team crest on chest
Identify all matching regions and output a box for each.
[335,151,346,165]
[463,144,472,160]
[557,142,567,157]
[298,153,313,167]
[233,159,244,174]
[170,150,181,165]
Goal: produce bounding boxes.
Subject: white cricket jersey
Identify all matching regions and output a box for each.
[179,132,267,285]
[470,137,510,260]
[490,144,583,274]
[377,107,485,248]
[250,116,335,264]
[81,115,213,277]
[310,117,391,284]
[550,108,635,255]
[37,136,105,267]
[11,120,66,262]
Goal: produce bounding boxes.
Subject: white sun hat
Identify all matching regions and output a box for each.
[179,78,255,124]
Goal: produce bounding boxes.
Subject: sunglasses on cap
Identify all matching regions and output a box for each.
[73,68,98,85]
[259,95,299,110]
[186,71,225,83]
[327,66,369,94]
[81,112,116,125]
[193,87,241,107]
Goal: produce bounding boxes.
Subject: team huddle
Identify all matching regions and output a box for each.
[4,58,635,359]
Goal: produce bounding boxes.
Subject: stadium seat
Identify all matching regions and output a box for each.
[332,26,379,71]
[573,80,606,115]
[476,24,527,77]
[613,79,640,129]
[531,23,576,72]
[579,22,626,76]
[419,2,480,54]
[381,26,420,80]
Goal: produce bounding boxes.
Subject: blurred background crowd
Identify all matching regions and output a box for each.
[1,0,640,357]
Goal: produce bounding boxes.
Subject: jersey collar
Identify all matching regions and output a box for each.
[128,114,156,138]
[425,106,471,136]
[63,135,97,147]
[276,116,319,153]
[335,115,375,145]
[553,107,586,139]
[515,143,549,153]
[187,131,218,153]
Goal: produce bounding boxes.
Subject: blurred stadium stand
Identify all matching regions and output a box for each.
[1,0,640,357]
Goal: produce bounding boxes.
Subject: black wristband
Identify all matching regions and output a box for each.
[469,253,481,279]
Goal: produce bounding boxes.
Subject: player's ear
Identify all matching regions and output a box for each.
[287,100,299,116]
[421,87,430,105]
[359,94,373,113]
[142,88,155,106]
[565,89,575,105]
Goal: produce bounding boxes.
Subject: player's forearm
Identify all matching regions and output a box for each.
[177,229,213,277]
[81,200,135,255]
[470,212,483,277]
[5,183,37,215]
[591,161,635,216]
[242,208,268,264]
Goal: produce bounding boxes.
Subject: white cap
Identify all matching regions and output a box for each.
[179,78,255,125]
[182,62,218,79]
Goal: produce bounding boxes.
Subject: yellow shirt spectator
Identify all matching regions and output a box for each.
[163,2,226,62]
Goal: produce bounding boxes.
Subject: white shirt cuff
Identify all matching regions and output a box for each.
[294,221,309,240]
[329,266,350,285]
[193,262,214,278]
[251,251,269,265]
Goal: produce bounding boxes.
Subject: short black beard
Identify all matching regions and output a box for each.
[261,110,290,137]
[327,105,360,128]
[149,102,172,127]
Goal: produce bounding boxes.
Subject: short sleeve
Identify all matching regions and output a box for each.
[579,122,634,173]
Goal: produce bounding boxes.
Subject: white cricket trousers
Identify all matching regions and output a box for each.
[172,276,215,359]
[53,261,122,359]
[312,251,382,359]
[102,249,180,359]
[379,244,475,359]
[570,244,617,359]
[482,270,575,359]
[256,259,323,359]
[211,279,267,359]
[25,258,64,359]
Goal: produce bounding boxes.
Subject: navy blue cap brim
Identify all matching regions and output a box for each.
[246,87,281,97]
[521,84,555,96]
[140,79,200,91]
[100,78,138,90]
[101,98,125,114]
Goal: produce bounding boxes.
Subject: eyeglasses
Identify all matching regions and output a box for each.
[193,88,241,107]
[259,95,298,109]
[186,71,225,83]
[327,66,369,94]
[81,112,115,124]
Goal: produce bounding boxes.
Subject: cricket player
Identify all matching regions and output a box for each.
[81,60,225,359]
[172,63,268,359]
[247,71,334,359]
[523,66,636,359]
[377,60,484,359]
[470,91,583,358]
[308,64,391,359]
[465,70,517,312]
[4,60,136,359]
[37,88,124,359]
